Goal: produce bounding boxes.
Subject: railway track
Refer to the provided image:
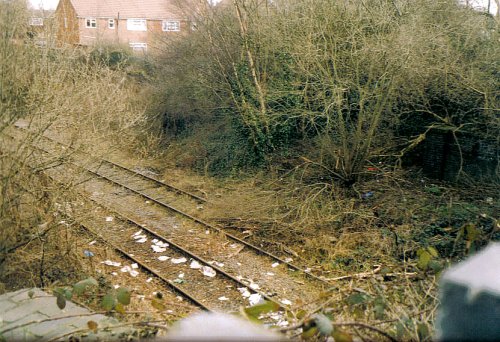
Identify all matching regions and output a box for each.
[3,124,328,315]
[11,123,329,284]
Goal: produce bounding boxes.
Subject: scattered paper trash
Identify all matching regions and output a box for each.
[136,238,147,243]
[209,261,224,268]
[105,216,114,222]
[88,240,97,246]
[284,258,293,263]
[129,270,139,277]
[171,257,188,264]
[271,262,280,268]
[249,283,260,290]
[237,287,251,298]
[201,266,216,278]
[280,299,292,306]
[131,263,139,269]
[178,273,185,278]
[266,272,275,276]
[158,256,170,261]
[248,293,263,306]
[83,250,94,257]
[190,260,202,269]
[146,278,153,283]
[151,245,167,253]
[113,285,120,289]
[218,296,229,301]
[102,260,121,267]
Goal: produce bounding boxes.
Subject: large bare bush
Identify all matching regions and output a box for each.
[154,0,499,181]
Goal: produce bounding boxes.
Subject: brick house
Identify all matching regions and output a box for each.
[55,0,191,51]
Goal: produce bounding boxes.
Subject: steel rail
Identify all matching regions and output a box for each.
[76,221,212,311]
[3,132,285,309]
[0,144,210,311]
[8,127,329,285]
[13,123,207,203]
[84,195,282,307]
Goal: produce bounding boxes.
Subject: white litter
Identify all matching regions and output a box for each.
[190,260,202,269]
[171,257,188,264]
[113,285,120,289]
[121,266,132,273]
[89,240,97,246]
[230,243,240,249]
[155,241,169,248]
[151,245,167,253]
[178,273,185,278]
[201,266,216,278]
[132,230,143,237]
[131,263,139,269]
[271,262,280,268]
[158,256,170,261]
[249,283,260,290]
[280,299,292,305]
[111,272,118,276]
[152,239,158,243]
[284,258,293,263]
[146,278,153,283]
[129,270,139,277]
[209,261,224,268]
[102,260,121,267]
[136,238,147,243]
[237,287,251,298]
[133,235,147,240]
[176,296,183,301]
[218,296,229,301]
[205,230,210,235]
[266,272,275,276]
[248,293,263,306]
[105,216,114,222]
[305,268,312,273]
[137,295,145,300]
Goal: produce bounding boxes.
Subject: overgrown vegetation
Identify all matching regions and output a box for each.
[0,0,150,292]
[154,0,499,181]
[1,0,499,341]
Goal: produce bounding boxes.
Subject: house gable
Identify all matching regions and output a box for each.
[56,0,192,50]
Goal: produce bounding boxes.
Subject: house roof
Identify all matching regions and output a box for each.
[67,0,191,20]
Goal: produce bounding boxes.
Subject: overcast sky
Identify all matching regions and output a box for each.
[28,0,498,14]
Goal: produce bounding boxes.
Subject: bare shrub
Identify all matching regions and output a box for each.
[152,0,498,182]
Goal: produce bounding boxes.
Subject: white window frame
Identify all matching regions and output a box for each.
[29,17,43,26]
[162,20,180,32]
[129,42,147,52]
[108,19,115,29]
[127,19,147,31]
[85,18,97,28]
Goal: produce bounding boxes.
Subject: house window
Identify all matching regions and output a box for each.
[162,20,180,32]
[108,19,115,29]
[29,18,43,26]
[85,18,97,28]
[129,42,147,52]
[127,19,147,31]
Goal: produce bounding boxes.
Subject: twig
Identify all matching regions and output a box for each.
[323,265,382,281]
[335,322,397,342]
[0,310,152,335]
[46,319,168,342]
